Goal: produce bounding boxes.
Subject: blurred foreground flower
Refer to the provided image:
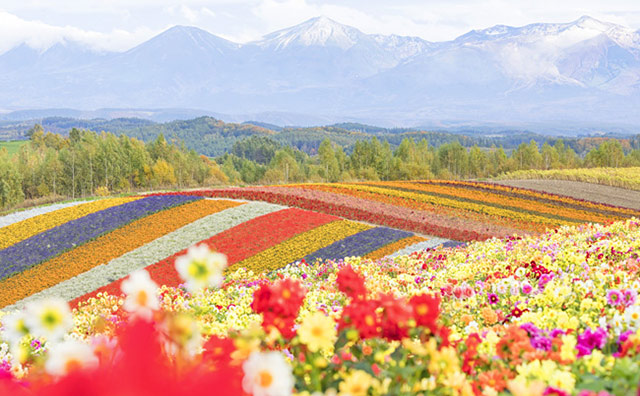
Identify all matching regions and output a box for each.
[44,339,98,376]
[297,312,336,353]
[121,269,159,320]
[175,244,227,292]
[24,298,73,342]
[242,351,294,396]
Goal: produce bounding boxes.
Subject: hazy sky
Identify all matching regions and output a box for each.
[1,0,640,53]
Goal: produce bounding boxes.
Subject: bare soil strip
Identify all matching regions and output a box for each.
[494,180,640,211]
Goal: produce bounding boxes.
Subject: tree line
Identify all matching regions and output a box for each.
[2,125,640,210]
[0,126,227,209]
[217,135,640,184]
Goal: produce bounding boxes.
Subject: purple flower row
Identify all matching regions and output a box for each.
[0,195,201,280]
[301,227,413,264]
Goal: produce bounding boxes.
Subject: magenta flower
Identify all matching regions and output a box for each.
[487,293,499,305]
[623,289,637,306]
[576,327,608,357]
[607,289,623,306]
[521,282,533,294]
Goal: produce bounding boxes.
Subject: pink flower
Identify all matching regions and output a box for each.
[607,289,623,306]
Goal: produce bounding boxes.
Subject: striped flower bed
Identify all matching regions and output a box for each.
[0,195,199,280]
[170,179,640,242]
[0,194,432,310]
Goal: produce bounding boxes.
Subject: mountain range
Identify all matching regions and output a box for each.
[1,16,640,129]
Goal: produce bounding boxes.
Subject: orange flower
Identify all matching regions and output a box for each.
[481,307,498,325]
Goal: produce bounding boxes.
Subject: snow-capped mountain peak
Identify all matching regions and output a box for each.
[256,16,365,50]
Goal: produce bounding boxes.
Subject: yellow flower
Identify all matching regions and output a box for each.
[560,335,577,362]
[297,312,337,353]
[339,370,373,396]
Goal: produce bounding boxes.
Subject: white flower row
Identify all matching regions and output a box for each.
[386,237,450,258]
[0,200,91,229]
[4,201,285,311]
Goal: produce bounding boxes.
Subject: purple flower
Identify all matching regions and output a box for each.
[487,293,499,304]
[549,329,565,338]
[607,289,624,306]
[301,227,412,264]
[577,327,608,357]
[520,322,541,337]
[531,335,552,351]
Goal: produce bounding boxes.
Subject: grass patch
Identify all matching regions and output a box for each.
[0,140,28,156]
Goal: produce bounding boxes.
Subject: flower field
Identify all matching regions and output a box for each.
[0,193,434,311]
[499,167,640,191]
[1,181,640,395]
[165,179,640,241]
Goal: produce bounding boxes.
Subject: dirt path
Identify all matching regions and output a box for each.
[494,180,640,211]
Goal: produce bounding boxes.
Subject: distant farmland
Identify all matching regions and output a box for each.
[0,140,27,155]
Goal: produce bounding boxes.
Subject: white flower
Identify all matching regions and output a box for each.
[45,340,99,376]
[242,351,294,396]
[175,244,227,292]
[1,311,30,346]
[24,298,73,341]
[121,270,159,320]
[624,306,640,330]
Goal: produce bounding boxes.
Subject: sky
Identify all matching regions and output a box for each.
[1,0,640,53]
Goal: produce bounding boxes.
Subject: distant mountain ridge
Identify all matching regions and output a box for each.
[1,16,640,127]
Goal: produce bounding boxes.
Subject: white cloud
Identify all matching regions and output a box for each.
[0,10,157,53]
[0,0,639,54]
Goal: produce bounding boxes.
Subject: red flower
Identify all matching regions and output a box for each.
[409,294,441,332]
[251,279,306,338]
[339,299,381,339]
[378,293,413,340]
[336,265,367,300]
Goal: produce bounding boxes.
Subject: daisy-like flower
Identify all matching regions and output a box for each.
[242,351,294,396]
[623,289,637,306]
[121,270,159,320]
[339,370,374,396]
[487,293,499,305]
[521,282,533,295]
[624,306,640,330]
[24,298,73,341]
[175,244,227,292]
[297,312,337,353]
[0,311,30,346]
[606,289,623,306]
[45,339,99,377]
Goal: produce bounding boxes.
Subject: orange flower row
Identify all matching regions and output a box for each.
[0,199,241,308]
[363,236,426,261]
[371,181,617,224]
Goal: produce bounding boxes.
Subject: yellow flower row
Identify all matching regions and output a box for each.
[373,181,617,224]
[232,220,371,274]
[0,199,240,308]
[331,183,575,228]
[363,236,426,261]
[0,197,141,250]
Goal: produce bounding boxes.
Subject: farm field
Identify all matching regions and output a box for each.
[498,167,640,191]
[1,181,640,395]
[180,180,640,241]
[0,193,436,311]
[0,140,27,156]
[496,179,640,210]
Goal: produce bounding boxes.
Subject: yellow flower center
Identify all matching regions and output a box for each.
[136,290,149,306]
[41,309,62,330]
[65,358,83,374]
[311,325,324,338]
[365,315,374,326]
[416,304,428,316]
[258,370,273,387]
[188,259,210,280]
[282,289,291,299]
